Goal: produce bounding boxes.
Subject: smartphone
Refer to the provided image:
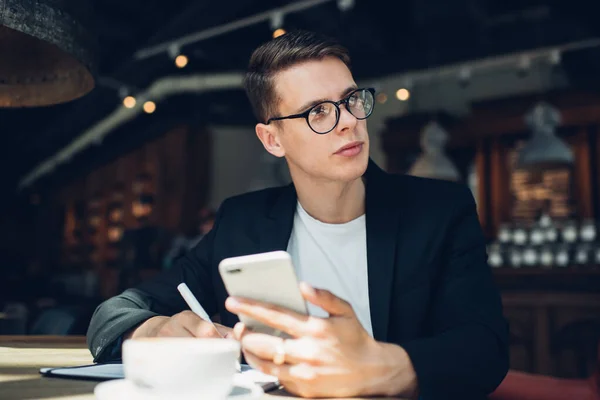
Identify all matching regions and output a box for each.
[218,250,308,337]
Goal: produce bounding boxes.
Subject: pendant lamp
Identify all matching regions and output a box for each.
[0,0,96,107]
[516,102,573,170]
[408,121,461,181]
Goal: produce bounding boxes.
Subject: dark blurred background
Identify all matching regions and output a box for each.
[1,0,600,387]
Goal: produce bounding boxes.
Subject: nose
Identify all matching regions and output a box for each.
[334,103,358,135]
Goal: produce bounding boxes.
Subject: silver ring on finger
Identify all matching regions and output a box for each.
[273,339,286,365]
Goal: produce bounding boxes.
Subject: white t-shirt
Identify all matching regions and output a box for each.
[286,202,373,337]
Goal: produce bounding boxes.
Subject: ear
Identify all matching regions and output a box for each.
[255,123,285,158]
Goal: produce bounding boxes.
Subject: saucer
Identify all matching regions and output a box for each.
[94,375,264,400]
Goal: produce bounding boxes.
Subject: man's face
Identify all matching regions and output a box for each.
[259,56,370,183]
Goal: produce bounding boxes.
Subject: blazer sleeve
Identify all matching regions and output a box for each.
[401,186,509,400]
[86,202,227,363]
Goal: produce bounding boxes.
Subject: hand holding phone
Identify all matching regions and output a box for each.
[218,251,308,337]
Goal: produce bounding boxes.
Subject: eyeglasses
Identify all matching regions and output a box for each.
[266,88,375,134]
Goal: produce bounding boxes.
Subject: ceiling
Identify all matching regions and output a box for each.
[1,0,600,198]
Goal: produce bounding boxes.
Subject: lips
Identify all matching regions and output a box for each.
[334,141,363,157]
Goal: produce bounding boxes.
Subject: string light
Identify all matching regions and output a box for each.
[123,96,136,108]
[396,88,410,101]
[169,45,189,69]
[175,54,189,68]
[270,12,285,39]
[376,93,388,104]
[143,101,156,114]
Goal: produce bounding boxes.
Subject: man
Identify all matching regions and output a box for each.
[87,30,509,399]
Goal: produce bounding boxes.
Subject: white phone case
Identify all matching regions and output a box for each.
[218,251,308,337]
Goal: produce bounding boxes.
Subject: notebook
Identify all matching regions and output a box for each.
[40,363,280,392]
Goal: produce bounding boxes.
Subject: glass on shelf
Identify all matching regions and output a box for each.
[575,243,591,266]
[545,225,558,243]
[539,213,552,228]
[555,244,570,267]
[512,224,528,246]
[536,212,558,243]
[529,225,545,246]
[498,225,512,244]
[561,220,578,244]
[579,219,597,242]
[508,246,523,268]
[487,243,503,268]
[539,245,554,268]
[522,246,538,267]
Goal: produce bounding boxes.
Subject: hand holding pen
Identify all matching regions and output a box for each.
[124,284,233,341]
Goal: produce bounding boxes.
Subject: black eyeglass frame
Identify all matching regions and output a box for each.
[265,87,376,134]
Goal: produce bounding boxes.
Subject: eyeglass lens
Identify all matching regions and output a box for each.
[308,89,374,134]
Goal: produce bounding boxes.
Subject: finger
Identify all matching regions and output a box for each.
[233,322,247,341]
[225,297,309,337]
[244,350,316,395]
[243,349,292,380]
[299,282,353,317]
[242,334,322,365]
[194,322,224,338]
[214,323,233,338]
[178,313,223,338]
[156,320,195,337]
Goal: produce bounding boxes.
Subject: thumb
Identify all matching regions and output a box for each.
[299,282,354,317]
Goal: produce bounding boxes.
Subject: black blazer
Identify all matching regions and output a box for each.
[87,160,509,399]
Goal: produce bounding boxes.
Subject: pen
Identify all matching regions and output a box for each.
[177,282,241,371]
[177,283,214,324]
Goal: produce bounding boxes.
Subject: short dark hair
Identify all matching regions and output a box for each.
[243,30,351,123]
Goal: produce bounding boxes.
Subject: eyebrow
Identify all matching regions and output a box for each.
[294,85,359,114]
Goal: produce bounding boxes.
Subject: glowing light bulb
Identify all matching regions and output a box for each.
[175,54,188,68]
[143,101,156,114]
[123,96,136,108]
[273,28,286,38]
[396,88,410,101]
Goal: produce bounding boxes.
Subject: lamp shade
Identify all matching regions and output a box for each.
[516,102,573,170]
[0,0,96,107]
[408,121,460,181]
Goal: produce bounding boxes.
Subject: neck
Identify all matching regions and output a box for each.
[291,170,366,224]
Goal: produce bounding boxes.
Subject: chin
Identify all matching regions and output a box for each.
[332,152,369,181]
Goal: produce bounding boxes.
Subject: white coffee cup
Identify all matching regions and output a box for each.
[122,337,241,400]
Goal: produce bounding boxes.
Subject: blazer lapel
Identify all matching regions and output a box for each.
[365,160,401,342]
[258,184,297,253]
